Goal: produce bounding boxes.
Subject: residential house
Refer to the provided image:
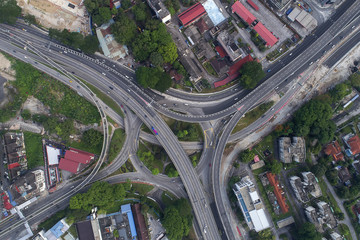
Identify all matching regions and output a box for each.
[302,172,322,198]
[324,141,344,161]
[279,137,306,163]
[266,172,289,214]
[337,167,351,185]
[147,0,171,24]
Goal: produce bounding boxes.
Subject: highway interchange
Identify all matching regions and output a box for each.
[0,0,359,239]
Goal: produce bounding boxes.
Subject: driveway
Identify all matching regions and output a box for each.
[323,177,358,240]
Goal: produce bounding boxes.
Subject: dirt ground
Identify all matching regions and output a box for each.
[0,53,15,80]
[23,96,50,115]
[17,0,90,33]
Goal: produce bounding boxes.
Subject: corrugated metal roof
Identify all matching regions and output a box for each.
[253,22,278,46]
[231,1,256,25]
[178,3,206,27]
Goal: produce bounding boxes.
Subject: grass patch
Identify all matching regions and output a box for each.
[203,62,218,77]
[161,115,203,142]
[252,133,275,160]
[141,124,152,134]
[137,141,168,174]
[131,183,154,195]
[201,81,237,93]
[69,135,103,156]
[318,178,342,215]
[161,191,176,207]
[106,116,118,127]
[82,81,124,118]
[24,132,44,169]
[232,101,274,133]
[108,128,126,163]
[338,223,352,240]
[109,160,134,177]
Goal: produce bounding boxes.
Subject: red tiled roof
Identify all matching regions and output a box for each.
[8,162,20,169]
[131,204,149,240]
[348,135,360,155]
[231,1,256,25]
[266,172,289,214]
[254,155,260,163]
[215,46,227,58]
[246,0,259,11]
[178,3,206,27]
[324,141,344,161]
[65,148,94,164]
[253,22,278,47]
[194,18,209,34]
[213,55,253,88]
[59,158,79,173]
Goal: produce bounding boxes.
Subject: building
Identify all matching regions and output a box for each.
[246,0,259,11]
[3,132,27,180]
[330,232,343,240]
[178,3,206,27]
[231,1,256,25]
[58,148,95,174]
[179,54,203,82]
[305,202,337,232]
[324,141,344,161]
[287,7,317,29]
[131,204,149,240]
[250,160,265,170]
[302,172,322,198]
[276,216,294,228]
[266,172,289,213]
[346,135,360,156]
[210,59,229,76]
[76,204,140,240]
[337,167,351,185]
[289,176,309,203]
[7,170,45,207]
[96,19,129,60]
[44,218,70,240]
[217,30,245,62]
[353,160,360,173]
[147,0,171,24]
[233,176,271,232]
[231,2,278,47]
[279,137,306,163]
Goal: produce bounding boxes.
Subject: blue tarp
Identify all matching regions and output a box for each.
[7,191,16,206]
[50,220,65,238]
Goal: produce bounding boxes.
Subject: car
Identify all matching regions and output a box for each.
[352,25,355,29]
[267,69,271,72]
[109,86,114,90]
[102,72,106,76]
[309,62,313,65]
[289,53,293,56]
[151,127,158,135]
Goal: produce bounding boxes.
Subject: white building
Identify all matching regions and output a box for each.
[146,0,171,24]
[233,176,271,232]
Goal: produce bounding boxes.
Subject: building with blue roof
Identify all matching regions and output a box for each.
[44,218,70,240]
[121,204,137,239]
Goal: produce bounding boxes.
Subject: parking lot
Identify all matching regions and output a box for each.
[147,213,165,239]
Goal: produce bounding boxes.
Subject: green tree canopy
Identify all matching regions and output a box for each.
[312,164,327,178]
[238,61,265,89]
[150,52,164,67]
[349,73,360,89]
[163,199,192,240]
[249,229,275,240]
[269,160,282,175]
[136,66,172,92]
[0,0,21,25]
[329,83,351,103]
[239,149,255,163]
[132,2,148,22]
[111,15,138,45]
[296,222,322,240]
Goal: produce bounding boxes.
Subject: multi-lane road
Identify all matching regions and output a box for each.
[0,0,359,239]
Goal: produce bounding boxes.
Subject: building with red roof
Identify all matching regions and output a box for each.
[324,141,344,161]
[266,172,289,214]
[213,55,253,88]
[215,46,227,58]
[246,0,259,11]
[58,148,95,174]
[231,1,256,25]
[347,135,360,156]
[178,3,206,27]
[64,148,94,164]
[253,22,278,47]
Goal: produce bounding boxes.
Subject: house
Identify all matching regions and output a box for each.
[302,172,322,198]
[7,170,46,207]
[290,176,309,203]
[305,202,337,232]
[266,172,289,213]
[58,148,95,174]
[252,21,278,47]
[233,176,271,232]
[179,54,202,82]
[210,59,229,76]
[250,160,265,170]
[353,160,360,173]
[346,135,360,156]
[96,19,129,60]
[178,3,206,27]
[194,18,209,34]
[44,218,70,240]
[279,137,306,163]
[330,232,343,240]
[217,30,245,62]
[3,132,27,180]
[337,167,351,185]
[76,204,140,240]
[231,1,256,25]
[276,216,295,228]
[324,141,344,161]
[146,0,171,24]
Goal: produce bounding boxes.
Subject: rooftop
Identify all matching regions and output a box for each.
[58,158,79,174]
[289,176,309,203]
[338,167,351,183]
[178,3,206,27]
[253,22,278,47]
[246,0,259,11]
[324,141,344,161]
[76,220,95,240]
[279,137,306,163]
[266,172,289,214]
[347,135,360,156]
[231,1,256,25]
[64,148,94,164]
[46,145,60,165]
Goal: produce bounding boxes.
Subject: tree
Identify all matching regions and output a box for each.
[152,168,159,175]
[155,72,172,92]
[165,164,178,177]
[250,229,275,240]
[163,207,188,240]
[82,129,103,149]
[132,3,147,22]
[0,0,21,25]
[326,169,338,186]
[329,83,350,103]
[21,109,31,120]
[158,42,178,64]
[121,0,131,9]
[80,35,99,54]
[111,15,137,45]
[312,164,326,178]
[296,222,322,240]
[270,160,282,175]
[24,14,37,25]
[349,73,360,89]
[239,149,255,163]
[150,52,164,67]
[238,61,265,89]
